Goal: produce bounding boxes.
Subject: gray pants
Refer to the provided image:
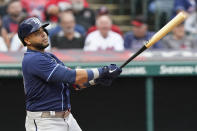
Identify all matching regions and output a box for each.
[26,111,82,131]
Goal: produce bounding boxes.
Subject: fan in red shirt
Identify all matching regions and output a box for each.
[21,0,48,21]
[87,6,123,36]
[45,0,89,22]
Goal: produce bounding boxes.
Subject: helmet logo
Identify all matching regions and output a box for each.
[32,18,41,26]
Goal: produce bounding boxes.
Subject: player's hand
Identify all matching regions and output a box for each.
[96,64,122,86]
[108,64,122,79]
[100,64,122,79]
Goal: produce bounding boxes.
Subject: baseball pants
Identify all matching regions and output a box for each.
[26,111,82,131]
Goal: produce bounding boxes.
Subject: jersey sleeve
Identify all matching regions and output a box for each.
[27,53,102,85]
[27,54,76,83]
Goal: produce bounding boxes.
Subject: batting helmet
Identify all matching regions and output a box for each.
[18,17,49,46]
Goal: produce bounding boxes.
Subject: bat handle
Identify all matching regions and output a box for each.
[120,55,135,68]
[120,45,147,69]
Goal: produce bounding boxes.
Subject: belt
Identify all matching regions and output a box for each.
[41,110,70,118]
[27,110,71,119]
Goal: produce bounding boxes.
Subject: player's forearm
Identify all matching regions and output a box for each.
[48,65,102,84]
[74,69,100,85]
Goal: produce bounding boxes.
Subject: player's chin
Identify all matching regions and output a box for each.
[42,40,49,45]
[40,41,49,48]
[43,42,49,48]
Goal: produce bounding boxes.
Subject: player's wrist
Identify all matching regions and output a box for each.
[91,68,100,79]
[87,68,101,81]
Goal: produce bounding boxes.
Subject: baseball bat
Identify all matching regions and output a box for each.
[120,12,187,69]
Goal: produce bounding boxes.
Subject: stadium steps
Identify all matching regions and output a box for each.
[111,15,131,25]
[89,3,119,10]
[119,25,132,33]
[87,0,132,33]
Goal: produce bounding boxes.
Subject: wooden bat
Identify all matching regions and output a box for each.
[120,12,188,68]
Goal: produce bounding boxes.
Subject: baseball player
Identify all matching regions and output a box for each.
[18,17,122,131]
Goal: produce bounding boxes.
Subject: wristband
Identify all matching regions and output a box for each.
[87,68,101,81]
[91,68,100,79]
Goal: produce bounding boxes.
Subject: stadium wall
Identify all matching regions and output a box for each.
[0,76,196,131]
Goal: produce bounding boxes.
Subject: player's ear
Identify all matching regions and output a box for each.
[24,37,31,46]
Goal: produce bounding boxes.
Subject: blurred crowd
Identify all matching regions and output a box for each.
[0,0,197,52]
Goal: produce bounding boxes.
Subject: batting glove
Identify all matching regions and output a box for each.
[108,64,122,79]
[94,64,122,86]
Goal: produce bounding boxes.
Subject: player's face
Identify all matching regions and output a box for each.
[26,28,49,50]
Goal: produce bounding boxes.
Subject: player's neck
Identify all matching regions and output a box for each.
[27,46,45,53]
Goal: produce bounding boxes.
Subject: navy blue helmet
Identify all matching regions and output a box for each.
[18,17,49,46]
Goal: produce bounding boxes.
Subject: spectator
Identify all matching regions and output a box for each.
[81,0,89,8]
[84,15,124,51]
[161,22,196,50]
[3,0,26,33]
[45,0,72,23]
[9,33,24,51]
[0,0,9,17]
[51,12,85,49]
[48,11,86,37]
[173,0,197,16]
[71,0,95,30]
[124,16,161,50]
[45,0,89,23]
[87,6,123,36]
[184,7,197,35]
[0,39,7,51]
[21,0,48,21]
[0,16,8,52]
[2,0,27,50]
